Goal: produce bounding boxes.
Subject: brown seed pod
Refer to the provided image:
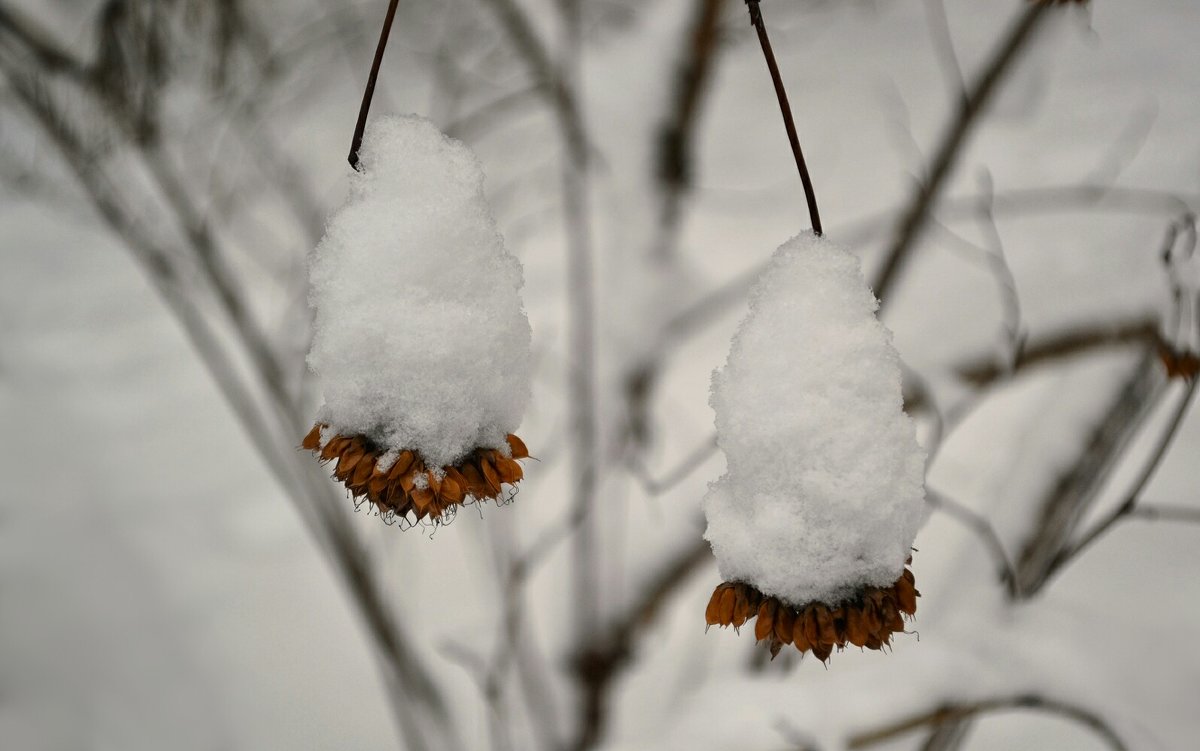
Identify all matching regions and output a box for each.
[803,607,820,647]
[862,599,883,636]
[426,470,443,496]
[479,457,502,495]
[506,433,530,459]
[320,436,347,461]
[811,641,832,663]
[440,475,465,505]
[335,444,363,478]
[703,563,920,663]
[459,464,488,497]
[845,606,868,648]
[791,612,811,653]
[773,605,796,646]
[732,587,754,629]
[388,451,415,480]
[754,599,778,642]
[717,586,737,625]
[895,575,918,615]
[410,487,436,517]
[496,457,524,485]
[351,454,376,487]
[813,605,837,646]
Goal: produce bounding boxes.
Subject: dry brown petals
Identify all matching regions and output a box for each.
[303,423,529,525]
[704,564,919,663]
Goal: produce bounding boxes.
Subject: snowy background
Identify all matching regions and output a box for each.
[2,1,1199,749]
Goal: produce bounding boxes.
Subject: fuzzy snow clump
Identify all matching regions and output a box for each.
[308,115,532,468]
[704,232,925,606]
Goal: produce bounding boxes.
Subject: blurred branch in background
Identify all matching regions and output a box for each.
[0,3,453,748]
[846,694,1129,751]
[872,0,1051,308]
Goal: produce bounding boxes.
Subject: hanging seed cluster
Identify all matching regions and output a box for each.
[303,423,528,523]
[705,564,918,662]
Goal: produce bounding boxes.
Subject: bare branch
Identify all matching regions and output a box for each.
[1014,347,1169,597]
[847,695,1128,751]
[1130,502,1200,524]
[1,11,456,748]
[627,435,720,496]
[973,170,1025,371]
[1047,374,1198,576]
[0,3,88,80]
[873,1,1052,309]
[654,0,727,251]
[476,0,587,157]
[926,489,1019,598]
[952,317,1158,388]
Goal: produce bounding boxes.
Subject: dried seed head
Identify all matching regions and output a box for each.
[702,563,920,665]
[754,599,777,643]
[303,423,531,526]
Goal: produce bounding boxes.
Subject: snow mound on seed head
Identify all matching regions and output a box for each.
[307,115,532,468]
[703,232,925,607]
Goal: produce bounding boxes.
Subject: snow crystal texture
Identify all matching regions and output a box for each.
[308,115,532,468]
[703,233,925,606]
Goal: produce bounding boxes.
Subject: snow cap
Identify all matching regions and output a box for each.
[307,115,532,468]
[704,232,926,606]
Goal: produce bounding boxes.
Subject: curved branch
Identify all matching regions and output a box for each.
[847,695,1128,751]
[926,490,1019,598]
[873,1,1051,308]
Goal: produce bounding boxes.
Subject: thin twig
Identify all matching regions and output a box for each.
[926,490,1020,598]
[873,1,1051,308]
[1047,374,1199,576]
[1014,347,1168,597]
[1130,503,1200,524]
[657,0,727,196]
[847,695,1128,751]
[348,0,400,170]
[627,435,720,496]
[743,0,822,235]
[476,0,587,156]
[651,0,729,259]
[974,170,1025,371]
[953,318,1158,388]
[922,0,965,99]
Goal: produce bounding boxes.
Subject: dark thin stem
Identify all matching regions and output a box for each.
[744,0,822,236]
[348,0,400,170]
